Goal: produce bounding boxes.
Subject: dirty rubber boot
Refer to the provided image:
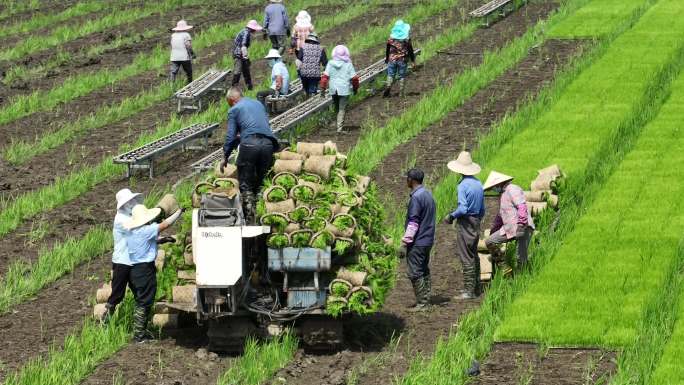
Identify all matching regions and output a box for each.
[383,77,394,98]
[424,275,432,304]
[242,192,256,225]
[399,78,406,97]
[408,278,429,312]
[133,306,153,343]
[455,263,478,300]
[336,109,346,132]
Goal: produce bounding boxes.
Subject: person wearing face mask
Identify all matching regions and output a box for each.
[103,189,144,324]
[221,87,280,223]
[257,49,290,107]
[443,151,485,300]
[483,171,535,270]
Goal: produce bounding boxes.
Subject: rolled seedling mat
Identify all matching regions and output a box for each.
[326,223,353,238]
[193,181,215,207]
[531,174,557,192]
[333,237,356,255]
[263,185,289,203]
[331,204,352,215]
[173,285,197,303]
[290,183,317,203]
[284,222,301,234]
[547,194,559,208]
[93,304,107,320]
[96,283,112,304]
[528,201,548,216]
[523,190,547,202]
[214,161,237,178]
[311,230,335,249]
[354,176,371,195]
[298,180,323,193]
[537,164,562,179]
[323,140,338,154]
[304,217,328,233]
[290,229,314,247]
[311,206,333,221]
[156,194,179,217]
[326,295,348,306]
[278,150,305,160]
[349,286,373,306]
[335,153,347,168]
[337,267,367,287]
[303,155,336,180]
[288,205,312,223]
[153,313,179,329]
[330,169,348,188]
[274,159,303,174]
[297,142,326,156]
[331,213,357,236]
[155,249,166,271]
[265,198,296,214]
[479,253,493,275]
[177,270,196,281]
[267,233,291,248]
[261,212,290,233]
[299,172,322,184]
[213,177,239,189]
[477,239,489,253]
[329,278,353,298]
[184,244,194,266]
[336,191,361,207]
[154,302,173,314]
[272,172,298,190]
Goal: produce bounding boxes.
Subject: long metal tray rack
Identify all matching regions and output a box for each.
[469,0,518,27]
[115,123,220,178]
[175,69,231,113]
[189,51,420,173]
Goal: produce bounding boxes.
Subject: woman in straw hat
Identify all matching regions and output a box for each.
[482,171,535,270]
[169,20,195,84]
[443,151,485,300]
[123,204,183,342]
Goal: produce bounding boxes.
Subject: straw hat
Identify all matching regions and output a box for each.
[447,151,481,176]
[246,20,263,31]
[264,49,282,59]
[124,204,162,230]
[172,20,193,31]
[116,188,141,210]
[483,171,514,190]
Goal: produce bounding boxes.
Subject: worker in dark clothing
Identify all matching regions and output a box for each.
[296,32,327,97]
[398,168,436,312]
[232,20,263,90]
[443,151,485,300]
[384,20,415,97]
[221,87,279,223]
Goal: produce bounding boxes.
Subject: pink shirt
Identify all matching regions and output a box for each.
[293,24,314,50]
[498,184,534,239]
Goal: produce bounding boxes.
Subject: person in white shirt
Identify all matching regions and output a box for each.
[169,20,195,84]
[257,49,290,107]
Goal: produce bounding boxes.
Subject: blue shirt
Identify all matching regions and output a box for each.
[271,61,290,94]
[450,176,485,219]
[112,212,132,265]
[127,223,159,264]
[224,97,278,157]
[405,185,436,247]
[232,28,251,58]
[264,3,289,36]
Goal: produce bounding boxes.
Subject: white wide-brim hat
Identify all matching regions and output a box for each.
[116,188,141,210]
[447,151,481,176]
[124,204,162,230]
[265,49,282,59]
[172,20,193,31]
[483,171,514,190]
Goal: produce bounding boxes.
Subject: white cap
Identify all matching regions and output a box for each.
[264,49,282,59]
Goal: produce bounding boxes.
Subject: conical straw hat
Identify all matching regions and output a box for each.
[124,204,162,230]
[483,171,514,190]
[447,151,481,176]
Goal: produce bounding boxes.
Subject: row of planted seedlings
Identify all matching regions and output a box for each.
[396,0,684,383]
[0,0,473,307]
[0,0,544,380]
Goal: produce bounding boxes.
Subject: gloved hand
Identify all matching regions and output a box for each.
[320,74,329,90]
[220,158,229,173]
[262,30,269,40]
[442,214,454,225]
[398,243,408,259]
[351,75,360,94]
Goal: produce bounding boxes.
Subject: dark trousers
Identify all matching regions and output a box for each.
[456,216,481,294]
[301,77,320,95]
[236,136,275,195]
[107,263,135,308]
[232,58,253,90]
[256,88,278,108]
[130,262,157,309]
[270,35,287,53]
[406,245,431,282]
[170,60,193,83]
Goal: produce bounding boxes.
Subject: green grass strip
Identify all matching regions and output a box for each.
[216,334,298,385]
[549,0,650,38]
[0,0,40,22]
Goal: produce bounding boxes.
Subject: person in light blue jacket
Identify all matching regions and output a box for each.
[320,45,359,132]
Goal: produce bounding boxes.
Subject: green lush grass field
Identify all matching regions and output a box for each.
[549,0,651,38]
[650,270,684,385]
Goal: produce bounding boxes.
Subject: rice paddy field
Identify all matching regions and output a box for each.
[0,0,683,384]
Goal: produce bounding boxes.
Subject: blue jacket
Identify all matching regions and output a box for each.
[264,3,289,36]
[224,97,278,158]
[405,185,436,247]
[324,60,356,96]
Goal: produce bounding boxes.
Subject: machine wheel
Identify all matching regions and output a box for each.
[297,316,344,351]
[207,317,257,353]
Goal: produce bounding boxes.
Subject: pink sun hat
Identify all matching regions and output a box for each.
[172,20,193,31]
[332,45,351,63]
[246,20,263,31]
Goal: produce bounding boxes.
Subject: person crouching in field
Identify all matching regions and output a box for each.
[123,204,182,343]
[169,20,195,84]
[383,20,415,98]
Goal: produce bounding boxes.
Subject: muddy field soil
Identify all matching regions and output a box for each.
[471,343,617,385]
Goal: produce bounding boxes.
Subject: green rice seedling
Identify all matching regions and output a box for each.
[549,0,652,38]
[216,333,298,385]
[267,233,290,249]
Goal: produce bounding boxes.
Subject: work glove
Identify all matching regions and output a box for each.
[397,243,408,259]
[220,158,229,173]
[442,214,454,225]
[262,30,269,40]
[351,75,360,94]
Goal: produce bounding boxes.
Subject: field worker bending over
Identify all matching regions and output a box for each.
[483,171,535,270]
[123,205,182,343]
[384,20,415,98]
[320,45,359,132]
[443,151,485,300]
[169,20,195,84]
[257,49,290,107]
[232,20,263,90]
[398,168,436,312]
[296,32,327,97]
[264,0,290,55]
[221,87,280,223]
[102,189,143,324]
[291,10,314,54]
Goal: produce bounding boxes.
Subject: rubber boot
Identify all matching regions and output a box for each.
[456,262,478,300]
[383,77,394,98]
[424,275,432,304]
[133,306,153,343]
[336,108,346,132]
[231,74,241,88]
[242,192,256,225]
[408,278,429,312]
[399,78,406,98]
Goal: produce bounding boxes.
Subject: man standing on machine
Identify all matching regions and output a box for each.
[221,87,279,223]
